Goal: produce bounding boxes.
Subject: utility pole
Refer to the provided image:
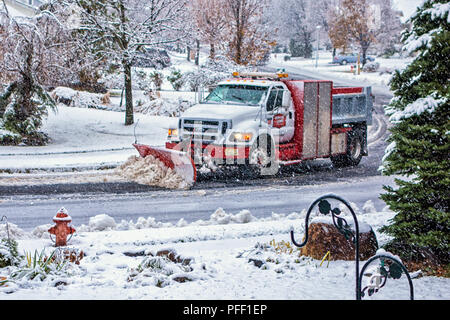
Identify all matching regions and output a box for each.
[315,25,321,68]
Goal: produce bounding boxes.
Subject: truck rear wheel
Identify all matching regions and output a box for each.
[331,131,363,168]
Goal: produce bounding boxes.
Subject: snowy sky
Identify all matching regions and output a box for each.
[393,0,424,22]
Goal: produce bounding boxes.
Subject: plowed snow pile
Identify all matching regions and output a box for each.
[116,155,190,189]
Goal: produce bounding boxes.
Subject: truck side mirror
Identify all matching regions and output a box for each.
[282,90,291,108]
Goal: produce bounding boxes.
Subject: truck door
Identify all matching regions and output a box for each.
[266,86,295,143]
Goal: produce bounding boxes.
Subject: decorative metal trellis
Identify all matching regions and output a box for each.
[1,216,11,243]
[290,194,414,300]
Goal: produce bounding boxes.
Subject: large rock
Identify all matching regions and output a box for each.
[300,217,378,261]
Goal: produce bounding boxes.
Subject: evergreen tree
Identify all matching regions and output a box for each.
[380,0,450,267]
[289,36,312,58]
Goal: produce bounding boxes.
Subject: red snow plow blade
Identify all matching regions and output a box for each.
[133,144,197,185]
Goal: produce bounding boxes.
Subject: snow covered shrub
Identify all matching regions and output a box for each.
[182,68,227,92]
[149,71,164,91]
[134,97,193,117]
[10,249,67,281]
[0,129,21,146]
[362,61,380,72]
[98,71,124,90]
[237,241,313,271]
[133,70,153,95]
[50,87,109,109]
[127,249,200,288]
[167,69,185,91]
[0,81,55,146]
[0,238,20,268]
[182,56,250,91]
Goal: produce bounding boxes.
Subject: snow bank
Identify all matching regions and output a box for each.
[25,200,386,237]
[134,97,193,117]
[0,222,29,240]
[362,200,377,214]
[115,155,190,190]
[50,87,110,110]
[88,214,116,231]
[210,208,255,224]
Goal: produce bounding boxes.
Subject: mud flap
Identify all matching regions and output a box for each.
[133,144,197,185]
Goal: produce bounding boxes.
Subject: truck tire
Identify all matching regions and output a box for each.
[331,130,363,168]
[248,135,278,177]
[341,60,348,65]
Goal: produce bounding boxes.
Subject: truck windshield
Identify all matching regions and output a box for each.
[203,84,268,106]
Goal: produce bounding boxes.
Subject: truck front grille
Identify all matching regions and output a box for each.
[180,119,230,144]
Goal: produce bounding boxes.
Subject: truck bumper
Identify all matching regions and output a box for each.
[166,142,250,163]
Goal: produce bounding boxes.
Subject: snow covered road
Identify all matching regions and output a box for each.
[0,175,396,231]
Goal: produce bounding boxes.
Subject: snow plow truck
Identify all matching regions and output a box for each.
[133,71,373,185]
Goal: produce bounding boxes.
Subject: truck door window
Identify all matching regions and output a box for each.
[266,87,283,112]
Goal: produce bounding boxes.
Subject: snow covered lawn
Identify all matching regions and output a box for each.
[0,105,176,172]
[0,204,448,300]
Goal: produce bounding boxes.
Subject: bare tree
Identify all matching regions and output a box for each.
[190,0,227,60]
[224,0,275,65]
[375,0,403,56]
[327,2,352,55]
[329,0,390,65]
[267,0,333,57]
[347,0,377,65]
[65,0,187,126]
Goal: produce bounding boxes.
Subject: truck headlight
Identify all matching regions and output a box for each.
[168,128,179,139]
[229,132,253,142]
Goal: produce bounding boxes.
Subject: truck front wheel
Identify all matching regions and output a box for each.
[248,136,278,177]
[331,131,363,168]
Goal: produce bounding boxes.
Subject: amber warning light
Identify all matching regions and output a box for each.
[232,71,288,80]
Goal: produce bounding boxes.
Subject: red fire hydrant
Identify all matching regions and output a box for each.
[48,207,76,247]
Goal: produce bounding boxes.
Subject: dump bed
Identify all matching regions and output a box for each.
[331,87,373,126]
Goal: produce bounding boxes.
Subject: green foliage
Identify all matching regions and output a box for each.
[380,0,450,265]
[10,249,67,281]
[167,69,184,91]
[0,130,21,146]
[289,37,312,58]
[0,81,56,146]
[149,71,164,91]
[0,238,20,268]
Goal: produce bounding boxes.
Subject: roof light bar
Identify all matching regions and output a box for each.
[232,71,289,80]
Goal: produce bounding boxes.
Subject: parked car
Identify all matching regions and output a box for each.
[132,48,171,69]
[333,53,375,65]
